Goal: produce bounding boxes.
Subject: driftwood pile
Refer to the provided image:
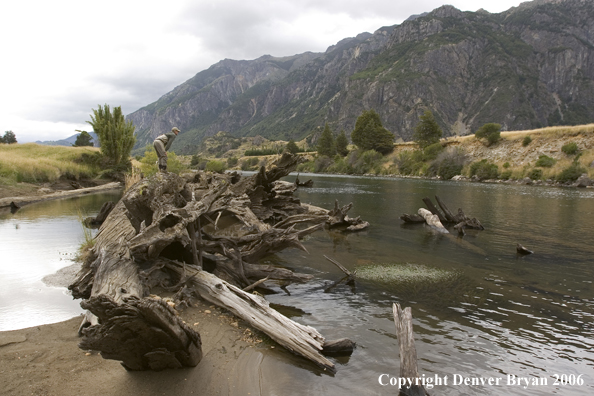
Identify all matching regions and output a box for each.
[69,153,363,373]
[400,196,484,235]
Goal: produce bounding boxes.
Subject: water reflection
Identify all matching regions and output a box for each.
[0,192,121,331]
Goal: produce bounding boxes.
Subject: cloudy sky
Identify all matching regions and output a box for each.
[1,0,525,143]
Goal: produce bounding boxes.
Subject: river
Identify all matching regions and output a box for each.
[0,176,592,395]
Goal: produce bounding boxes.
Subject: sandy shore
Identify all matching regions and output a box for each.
[0,298,295,396]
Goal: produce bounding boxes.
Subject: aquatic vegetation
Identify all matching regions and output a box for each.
[356,262,490,308]
[357,262,456,283]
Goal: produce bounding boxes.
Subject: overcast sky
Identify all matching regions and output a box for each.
[1,0,525,143]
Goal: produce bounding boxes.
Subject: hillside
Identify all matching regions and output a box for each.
[127,0,594,155]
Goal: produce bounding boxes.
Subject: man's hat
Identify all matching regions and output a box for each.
[172,127,180,133]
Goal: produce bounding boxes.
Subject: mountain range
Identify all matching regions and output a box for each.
[126,0,594,155]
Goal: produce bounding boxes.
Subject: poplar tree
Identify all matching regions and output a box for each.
[87,104,136,166]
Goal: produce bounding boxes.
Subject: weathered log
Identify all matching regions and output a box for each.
[321,338,355,356]
[84,200,115,227]
[295,175,314,188]
[392,303,428,396]
[418,208,448,233]
[435,195,459,223]
[422,196,447,224]
[79,295,202,371]
[72,180,203,370]
[164,260,338,373]
[327,200,369,231]
[324,255,355,282]
[435,195,484,230]
[399,213,426,223]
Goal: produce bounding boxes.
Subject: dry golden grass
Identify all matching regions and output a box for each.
[124,165,142,192]
[501,124,594,140]
[0,143,101,184]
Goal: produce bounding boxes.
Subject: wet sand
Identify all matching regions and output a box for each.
[0,299,299,396]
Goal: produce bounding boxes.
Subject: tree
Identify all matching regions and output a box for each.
[351,109,394,154]
[413,110,442,150]
[87,104,136,166]
[317,123,336,157]
[1,130,17,144]
[475,123,501,146]
[73,130,94,147]
[335,130,349,157]
[285,139,299,154]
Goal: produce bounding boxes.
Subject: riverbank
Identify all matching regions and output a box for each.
[0,180,123,209]
[0,299,283,396]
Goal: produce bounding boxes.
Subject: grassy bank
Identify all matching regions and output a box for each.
[0,143,102,185]
[280,124,594,183]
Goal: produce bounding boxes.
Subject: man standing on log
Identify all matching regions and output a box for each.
[153,127,180,172]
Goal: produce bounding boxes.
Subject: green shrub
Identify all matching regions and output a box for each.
[556,162,586,183]
[327,156,352,174]
[227,157,238,167]
[475,123,501,146]
[244,148,277,156]
[500,170,512,180]
[535,155,556,168]
[296,160,315,173]
[527,168,543,180]
[205,160,226,173]
[503,162,511,168]
[427,147,467,179]
[397,151,423,175]
[240,157,259,171]
[351,150,384,174]
[436,157,463,180]
[522,135,532,146]
[561,142,579,155]
[469,159,499,180]
[422,142,444,161]
[314,156,333,173]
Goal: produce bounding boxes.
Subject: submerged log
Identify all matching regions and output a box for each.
[328,200,369,231]
[70,153,364,372]
[84,201,116,227]
[295,174,314,188]
[516,243,534,255]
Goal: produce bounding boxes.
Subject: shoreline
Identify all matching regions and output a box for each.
[0,181,123,210]
[0,300,286,396]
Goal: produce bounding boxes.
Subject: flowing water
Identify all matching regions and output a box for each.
[1,176,593,395]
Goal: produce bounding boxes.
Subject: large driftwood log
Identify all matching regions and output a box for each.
[418,208,448,233]
[70,153,362,372]
[164,260,337,372]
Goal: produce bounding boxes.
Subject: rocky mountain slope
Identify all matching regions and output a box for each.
[127,0,594,155]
